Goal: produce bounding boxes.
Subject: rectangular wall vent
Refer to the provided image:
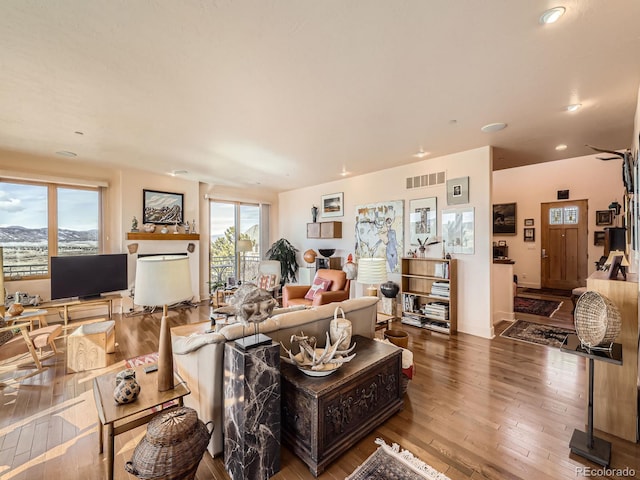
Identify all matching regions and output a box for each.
[406,171,446,189]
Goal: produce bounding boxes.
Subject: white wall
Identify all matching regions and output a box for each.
[493,155,623,289]
[279,146,495,338]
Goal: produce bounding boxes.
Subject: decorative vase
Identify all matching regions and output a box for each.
[160,226,169,234]
[7,302,24,317]
[311,205,318,223]
[380,281,399,298]
[330,307,352,350]
[303,249,317,264]
[114,368,141,404]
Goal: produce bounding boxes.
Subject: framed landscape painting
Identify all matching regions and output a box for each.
[143,189,184,224]
[493,203,516,235]
[321,192,344,218]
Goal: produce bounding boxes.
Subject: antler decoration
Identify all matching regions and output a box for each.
[281,332,356,371]
[586,144,634,195]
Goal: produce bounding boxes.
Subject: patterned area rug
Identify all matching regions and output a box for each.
[500,320,574,348]
[346,438,451,480]
[514,296,562,317]
[125,351,159,368]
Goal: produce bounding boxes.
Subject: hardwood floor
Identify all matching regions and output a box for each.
[1,297,638,480]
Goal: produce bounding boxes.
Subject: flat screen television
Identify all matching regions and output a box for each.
[50,253,128,300]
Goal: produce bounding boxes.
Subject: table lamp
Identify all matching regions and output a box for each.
[134,255,192,391]
[237,239,253,284]
[357,257,387,297]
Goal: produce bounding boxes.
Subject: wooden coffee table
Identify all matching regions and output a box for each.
[93,365,190,480]
[280,335,403,476]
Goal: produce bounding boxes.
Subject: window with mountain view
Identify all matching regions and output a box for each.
[0,180,101,279]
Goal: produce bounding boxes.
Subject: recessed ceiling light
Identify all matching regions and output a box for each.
[74,131,84,135]
[413,147,430,159]
[566,103,582,112]
[55,150,77,157]
[540,6,566,24]
[171,169,188,176]
[480,123,507,133]
[555,144,568,151]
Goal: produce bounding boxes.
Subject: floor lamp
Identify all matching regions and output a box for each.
[357,257,387,297]
[237,239,252,285]
[134,255,192,392]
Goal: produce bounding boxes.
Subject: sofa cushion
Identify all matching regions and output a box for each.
[258,274,277,291]
[304,276,333,300]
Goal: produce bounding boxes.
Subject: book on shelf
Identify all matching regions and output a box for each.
[434,262,449,279]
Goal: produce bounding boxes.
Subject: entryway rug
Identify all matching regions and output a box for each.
[514,296,562,317]
[500,320,574,348]
[346,438,451,480]
[520,287,572,297]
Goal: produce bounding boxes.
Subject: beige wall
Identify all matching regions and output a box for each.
[493,155,625,289]
[279,146,495,338]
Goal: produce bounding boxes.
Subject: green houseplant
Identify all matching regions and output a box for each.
[266,238,299,285]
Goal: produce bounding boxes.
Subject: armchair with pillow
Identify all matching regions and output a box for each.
[282,269,350,307]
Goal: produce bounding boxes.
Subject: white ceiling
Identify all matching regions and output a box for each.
[1,1,639,193]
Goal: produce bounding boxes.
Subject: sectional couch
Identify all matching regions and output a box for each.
[170,296,379,457]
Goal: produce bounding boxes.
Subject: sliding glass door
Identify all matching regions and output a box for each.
[209,201,261,290]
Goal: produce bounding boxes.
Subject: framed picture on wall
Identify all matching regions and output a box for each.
[524,228,535,242]
[594,230,606,246]
[143,189,184,225]
[524,218,534,226]
[595,210,613,226]
[321,192,344,218]
[409,197,437,246]
[446,176,469,205]
[493,203,516,235]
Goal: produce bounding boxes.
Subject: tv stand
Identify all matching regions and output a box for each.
[41,294,120,327]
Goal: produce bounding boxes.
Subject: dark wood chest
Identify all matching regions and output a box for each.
[280,335,403,476]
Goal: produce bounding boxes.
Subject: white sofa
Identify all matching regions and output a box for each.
[171,296,379,457]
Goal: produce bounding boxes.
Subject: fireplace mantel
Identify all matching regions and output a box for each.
[126,233,200,240]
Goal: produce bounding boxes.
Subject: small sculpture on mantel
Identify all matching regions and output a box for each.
[131,216,139,232]
[191,219,197,234]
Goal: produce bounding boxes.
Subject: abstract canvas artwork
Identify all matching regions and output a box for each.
[354,200,404,273]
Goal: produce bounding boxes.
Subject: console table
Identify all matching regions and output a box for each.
[40,294,120,326]
[561,334,622,467]
[280,336,403,476]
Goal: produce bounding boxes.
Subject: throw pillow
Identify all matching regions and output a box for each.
[258,274,277,291]
[304,277,333,300]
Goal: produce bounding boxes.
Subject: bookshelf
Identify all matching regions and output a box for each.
[400,257,457,335]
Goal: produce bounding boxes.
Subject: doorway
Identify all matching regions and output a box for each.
[540,200,588,290]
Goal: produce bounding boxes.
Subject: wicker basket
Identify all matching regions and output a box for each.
[574,291,622,347]
[125,407,213,480]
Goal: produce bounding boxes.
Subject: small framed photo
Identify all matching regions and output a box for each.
[524,218,534,226]
[497,240,507,247]
[595,210,613,226]
[524,228,535,242]
[321,192,344,218]
[446,176,469,205]
[594,230,606,246]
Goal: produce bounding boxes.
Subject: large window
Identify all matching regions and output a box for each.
[209,201,262,289]
[1,180,101,279]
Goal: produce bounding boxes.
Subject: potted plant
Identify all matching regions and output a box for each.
[266,238,299,285]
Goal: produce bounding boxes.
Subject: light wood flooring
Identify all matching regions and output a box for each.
[1,294,639,480]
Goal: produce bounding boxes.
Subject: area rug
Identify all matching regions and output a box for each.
[514,296,562,317]
[125,351,159,368]
[520,287,572,297]
[500,320,574,348]
[346,438,451,480]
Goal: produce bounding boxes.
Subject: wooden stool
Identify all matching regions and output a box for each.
[571,287,588,313]
[67,320,116,372]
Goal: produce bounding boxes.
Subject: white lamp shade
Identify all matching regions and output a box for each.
[357,257,387,285]
[237,239,253,252]
[134,255,192,306]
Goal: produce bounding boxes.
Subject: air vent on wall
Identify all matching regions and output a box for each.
[406,170,446,189]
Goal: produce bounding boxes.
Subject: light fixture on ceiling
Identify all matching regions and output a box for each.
[171,169,188,176]
[555,144,568,151]
[566,103,582,112]
[480,123,507,133]
[55,150,77,157]
[413,147,430,159]
[539,6,566,24]
[74,131,84,135]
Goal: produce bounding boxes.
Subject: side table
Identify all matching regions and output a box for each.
[560,334,622,467]
[93,366,190,480]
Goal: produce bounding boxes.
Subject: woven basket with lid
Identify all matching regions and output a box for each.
[574,290,622,347]
[125,406,213,480]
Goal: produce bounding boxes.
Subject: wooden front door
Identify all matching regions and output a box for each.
[541,200,588,290]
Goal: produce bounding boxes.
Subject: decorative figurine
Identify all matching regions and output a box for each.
[131,216,139,232]
[311,205,319,223]
[191,219,197,234]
